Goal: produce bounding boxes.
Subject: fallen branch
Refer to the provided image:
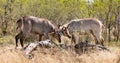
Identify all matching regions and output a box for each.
[23,40,110,59]
[74,41,110,53]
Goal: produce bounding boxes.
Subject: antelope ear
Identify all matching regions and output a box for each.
[57,24,61,29]
[64,27,67,30]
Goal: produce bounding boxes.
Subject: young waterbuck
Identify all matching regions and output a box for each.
[59,18,104,46]
[15,16,61,48]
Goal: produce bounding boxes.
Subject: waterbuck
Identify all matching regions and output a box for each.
[59,18,104,46]
[15,16,61,48]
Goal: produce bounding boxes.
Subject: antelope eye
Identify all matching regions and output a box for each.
[61,30,64,33]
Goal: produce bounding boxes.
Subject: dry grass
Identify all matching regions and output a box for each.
[0,45,120,63]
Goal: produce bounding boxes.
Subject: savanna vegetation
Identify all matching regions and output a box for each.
[0,0,120,63]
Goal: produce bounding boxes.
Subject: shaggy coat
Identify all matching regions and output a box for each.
[15,16,61,48]
[59,18,104,46]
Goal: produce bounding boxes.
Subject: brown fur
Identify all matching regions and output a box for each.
[15,16,61,48]
[59,18,104,46]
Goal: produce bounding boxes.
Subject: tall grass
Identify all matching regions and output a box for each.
[0,45,120,63]
[0,35,120,63]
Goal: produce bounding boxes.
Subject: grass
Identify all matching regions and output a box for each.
[0,35,120,63]
[106,41,120,47]
[0,35,14,44]
[0,44,120,63]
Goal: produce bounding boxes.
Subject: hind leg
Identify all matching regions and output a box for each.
[92,30,104,46]
[15,31,26,48]
[15,35,19,47]
[90,30,99,44]
[96,31,104,46]
[15,31,23,48]
[15,35,19,48]
[20,36,24,47]
[100,37,104,46]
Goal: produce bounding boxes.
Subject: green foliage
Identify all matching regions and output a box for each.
[0,35,14,44]
[0,0,120,42]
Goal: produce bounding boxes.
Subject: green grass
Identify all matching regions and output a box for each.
[106,41,120,47]
[0,35,14,45]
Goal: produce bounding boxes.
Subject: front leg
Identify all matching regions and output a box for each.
[44,33,49,40]
[39,34,43,41]
[15,31,23,48]
[15,35,19,48]
[20,34,25,48]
